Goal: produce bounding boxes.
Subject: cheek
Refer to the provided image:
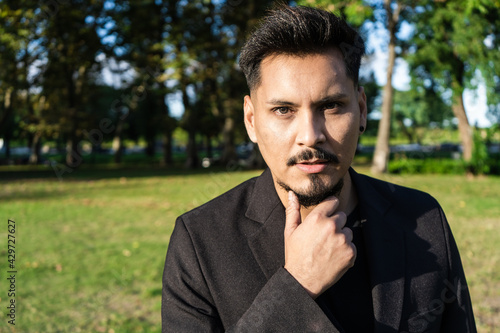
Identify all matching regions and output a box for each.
[325,117,358,150]
[255,115,285,144]
[254,119,291,163]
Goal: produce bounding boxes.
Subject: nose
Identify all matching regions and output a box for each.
[295,110,326,147]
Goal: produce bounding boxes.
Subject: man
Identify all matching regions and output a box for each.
[162,5,476,332]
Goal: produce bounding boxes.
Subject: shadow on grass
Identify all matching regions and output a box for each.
[0,181,146,202]
[0,164,253,182]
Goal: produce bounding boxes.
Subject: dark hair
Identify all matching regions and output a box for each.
[239,5,365,92]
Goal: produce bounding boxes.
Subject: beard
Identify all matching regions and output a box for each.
[277,174,344,208]
[277,146,344,208]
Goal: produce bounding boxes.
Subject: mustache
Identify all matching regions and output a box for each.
[286,147,339,166]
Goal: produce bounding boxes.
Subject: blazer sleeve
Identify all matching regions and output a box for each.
[162,217,340,333]
[439,207,477,332]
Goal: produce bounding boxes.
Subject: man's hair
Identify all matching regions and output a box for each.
[239,5,365,92]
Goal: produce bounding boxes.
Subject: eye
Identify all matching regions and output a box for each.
[273,107,291,115]
[322,102,340,110]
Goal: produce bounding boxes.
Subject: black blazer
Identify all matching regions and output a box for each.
[162,168,476,332]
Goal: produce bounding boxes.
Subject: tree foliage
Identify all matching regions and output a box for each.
[405,0,500,166]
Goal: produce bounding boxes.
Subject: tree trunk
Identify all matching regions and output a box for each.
[160,97,173,167]
[371,0,401,174]
[65,61,79,167]
[145,94,157,158]
[161,131,173,167]
[66,136,81,167]
[4,136,11,161]
[371,41,396,174]
[450,58,473,163]
[185,130,198,168]
[206,134,213,159]
[451,91,472,161]
[221,112,237,164]
[181,77,198,168]
[113,116,125,164]
[1,88,14,162]
[145,137,155,157]
[65,108,80,167]
[29,132,42,165]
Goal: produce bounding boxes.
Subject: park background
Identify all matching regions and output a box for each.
[0,0,499,332]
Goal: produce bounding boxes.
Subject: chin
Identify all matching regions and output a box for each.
[277,174,344,208]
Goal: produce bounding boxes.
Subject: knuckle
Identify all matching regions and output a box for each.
[307,211,321,222]
[333,212,347,226]
[323,223,336,236]
[336,211,347,220]
[349,244,357,259]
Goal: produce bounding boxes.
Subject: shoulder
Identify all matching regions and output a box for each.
[175,173,264,241]
[354,171,441,214]
[181,175,257,220]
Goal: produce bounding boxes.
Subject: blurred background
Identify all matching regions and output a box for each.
[0,0,499,332]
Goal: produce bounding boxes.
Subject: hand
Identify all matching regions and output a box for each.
[283,191,356,299]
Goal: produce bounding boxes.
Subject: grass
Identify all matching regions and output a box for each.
[0,165,498,332]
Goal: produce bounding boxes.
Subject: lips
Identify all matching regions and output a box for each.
[295,159,328,173]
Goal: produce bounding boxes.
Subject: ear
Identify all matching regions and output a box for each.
[357,86,367,130]
[244,95,258,143]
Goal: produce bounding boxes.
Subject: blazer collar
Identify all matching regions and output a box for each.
[245,168,286,279]
[245,168,282,224]
[350,168,406,332]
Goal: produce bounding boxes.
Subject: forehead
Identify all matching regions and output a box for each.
[254,50,352,100]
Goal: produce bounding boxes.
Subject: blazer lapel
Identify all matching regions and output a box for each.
[350,169,406,332]
[245,169,286,280]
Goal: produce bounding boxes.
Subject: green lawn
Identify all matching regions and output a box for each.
[0,166,498,332]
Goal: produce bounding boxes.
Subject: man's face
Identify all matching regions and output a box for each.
[244,49,367,207]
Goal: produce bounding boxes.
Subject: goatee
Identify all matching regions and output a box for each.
[277,175,344,208]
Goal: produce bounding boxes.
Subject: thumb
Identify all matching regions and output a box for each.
[284,191,301,238]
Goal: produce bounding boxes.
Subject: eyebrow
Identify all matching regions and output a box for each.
[265,99,296,106]
[265,93,349,106]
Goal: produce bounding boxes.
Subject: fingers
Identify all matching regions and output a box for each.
[314,196,340,218]
[284,191,301,238]
[333,210,347,230]
[342,226,353,243]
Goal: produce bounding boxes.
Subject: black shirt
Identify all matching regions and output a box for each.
[316,205,375,332]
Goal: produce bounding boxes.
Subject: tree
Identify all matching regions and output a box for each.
[406,0,500,167]
[107,0,172,164]
[392,83,453,144]
[0,1,40,163]
[371,0,408,174]
[38,0,105,166]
